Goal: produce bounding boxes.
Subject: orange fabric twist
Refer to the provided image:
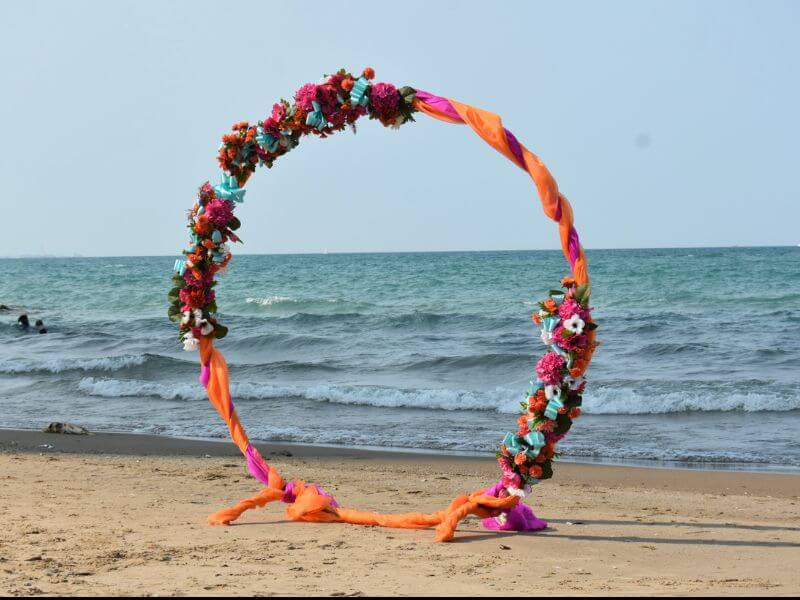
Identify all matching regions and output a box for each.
[283,483,520,542]
[207,466,285,525]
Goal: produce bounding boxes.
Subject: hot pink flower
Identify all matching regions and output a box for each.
[497,457,522,489]
[294,83,318,111]
[536,351,565,385]
[558,298,590,321]
[553,324,589,351]
[370,82,399,117]
[204,198,234,228]
[271,102,287,122]
[184,269,213,288]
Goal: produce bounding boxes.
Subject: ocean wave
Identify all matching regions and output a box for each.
[76,377,523,411]
[398,352,530,371]
[75,377,800,414]
[583,386,800,414]
[244,295,375,316]
[0,354,152,374]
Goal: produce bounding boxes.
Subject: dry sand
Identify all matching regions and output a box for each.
[1,429,799,596]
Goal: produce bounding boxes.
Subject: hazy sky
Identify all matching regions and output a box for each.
[1,0,798,256]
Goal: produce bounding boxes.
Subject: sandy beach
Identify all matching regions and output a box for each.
[0,429,798,596]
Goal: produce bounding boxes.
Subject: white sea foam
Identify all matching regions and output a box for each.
[245,295,295,306]
[0,354,148,374]
[75,377,800,414]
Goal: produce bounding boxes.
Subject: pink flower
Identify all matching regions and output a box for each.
[536,351,565,385]
[183,270,213,288]
[553,324,589,351]
[294,83,319,111]
[497,458,522,489]
[204,198,234,228]
[270,102,287,122]
[370,82,399,117]
[294,83,338,114]
[558,298,590,321]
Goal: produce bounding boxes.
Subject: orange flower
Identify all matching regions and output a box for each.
[194,215,210,235]
[514,452,527,466]
[532,312,541,325]
[517,415,529,428]
[341,78,354,91]
[544,298,557,312]
[363,67,375,79]
[561,276,576,287]
[529,465,543,478]
[569,408,582,419]
[202,239,215,249]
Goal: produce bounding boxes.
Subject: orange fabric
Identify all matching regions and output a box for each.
[200,337,250,454]
[210,479,520,542]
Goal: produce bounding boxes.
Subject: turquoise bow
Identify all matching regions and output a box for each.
[349,77,369,107]
[256,126,281,152]
[174,259,186,276]
[523,431,546,455]
[544,395,565,420]
[541,316,560,333]
[212,250,226,263]
[211,230,222,244]
[503,432,544,459]
[214,174,246,203]
[305,101,329,131]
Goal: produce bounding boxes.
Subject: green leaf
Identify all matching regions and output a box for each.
[548,289,565,296]
[585,321,598,331]
[228,216,241,230]
[575,283,591,305]
[213,324,228,339]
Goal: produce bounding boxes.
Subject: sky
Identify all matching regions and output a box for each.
[1,0,798,257]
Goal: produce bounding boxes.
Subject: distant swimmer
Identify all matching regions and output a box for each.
[35,319,47,334]
[17,314,30,329]
[0,304,10,311]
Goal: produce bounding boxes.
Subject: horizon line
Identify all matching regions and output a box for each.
[0,244,796,260]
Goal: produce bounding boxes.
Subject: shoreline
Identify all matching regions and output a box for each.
[2,427,799,499]
[3,426,799,477]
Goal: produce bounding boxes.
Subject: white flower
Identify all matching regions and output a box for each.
[564,375,585,390]
[199,320,214,336]
[563,314,585,335]
[193,309,204,322]
[544,384,562,400]
[180,311,191,325]
[182,332,199,352]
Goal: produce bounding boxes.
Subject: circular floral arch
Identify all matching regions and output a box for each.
[168,68,597,541]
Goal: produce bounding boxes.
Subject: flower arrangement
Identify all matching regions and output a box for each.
[167,68,419,346]
[496,277,597,493]
[169,68,597,525]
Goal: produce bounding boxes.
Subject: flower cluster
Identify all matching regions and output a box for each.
[168,182,242,349]
[496,277,597,492]
[171,68,419,349]
[214,67,419,180]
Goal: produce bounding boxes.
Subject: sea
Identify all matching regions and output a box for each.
[1,247,798,471]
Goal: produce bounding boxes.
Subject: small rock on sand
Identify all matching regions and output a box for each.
[42,422,90,435]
